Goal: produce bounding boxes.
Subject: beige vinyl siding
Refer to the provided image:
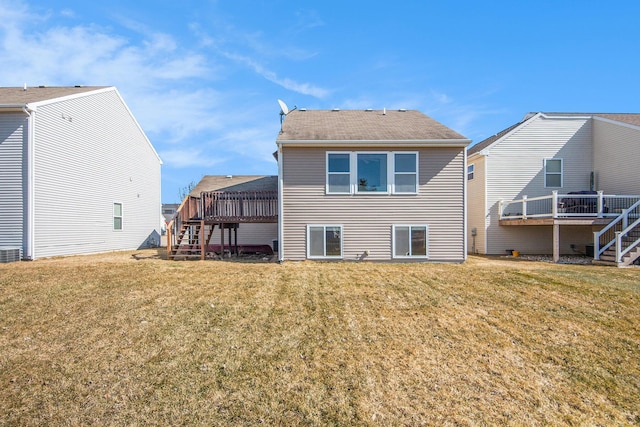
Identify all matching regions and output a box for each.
[281,146,465,262]
[0,113,26,255]
[32,89,161,258]
[485,116,593,254]
[593,119,640,195]
[235,223,278,246]
[467,155,486,254]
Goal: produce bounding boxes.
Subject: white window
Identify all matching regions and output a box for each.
[326,151,418,195]
[307,225,343,259]
[544,159,563,188]
[394,153,418,193]
[393,225,428,258]
[467,164,475,180]
[113,202,123,230]
[327,153,351,194]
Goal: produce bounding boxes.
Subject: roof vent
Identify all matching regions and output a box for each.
[226,175,233,179]
[398,108,407,112]
[38,85,46,88]
[332,108,340,112]
[299,108,307,111]
[365,108,373,112]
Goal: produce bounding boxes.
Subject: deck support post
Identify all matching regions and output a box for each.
[553,223,560,263]
[220,222,225,258]
[200,220,205,261]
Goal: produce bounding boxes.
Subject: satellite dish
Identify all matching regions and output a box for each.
[278,99,289,115]
[277,99,297,133]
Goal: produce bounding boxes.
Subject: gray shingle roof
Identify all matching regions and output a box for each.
[0,86,109,105]
[190,175,277,196]
[277,109,468,142]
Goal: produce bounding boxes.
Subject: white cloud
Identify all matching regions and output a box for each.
[159,148,227,169]
[221,51,329,98]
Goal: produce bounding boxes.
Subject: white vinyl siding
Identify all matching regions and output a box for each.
[31,88,162,258]
[393,225,428,258]
[283,146,465,262]
[307,225,343,259]
[544,158,563,188]
[593,118,640,195]
[480,115,593,254]
[0,113,26,256]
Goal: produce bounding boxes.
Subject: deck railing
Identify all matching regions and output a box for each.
[499,191,640,220]
[200,190,278,222]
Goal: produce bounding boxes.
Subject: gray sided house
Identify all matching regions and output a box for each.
[276,109,471,262]
[0,86,162,260]
[467,112,640,266]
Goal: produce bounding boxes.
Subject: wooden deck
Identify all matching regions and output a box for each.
[167,190,278,260]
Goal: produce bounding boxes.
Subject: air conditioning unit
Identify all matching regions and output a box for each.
[0,247,21,263]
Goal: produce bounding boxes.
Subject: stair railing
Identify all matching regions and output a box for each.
[167,195,202,254]
[594,200,640,260]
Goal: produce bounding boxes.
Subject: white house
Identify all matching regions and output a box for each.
[467,112,640,265]
[0,86,162,260]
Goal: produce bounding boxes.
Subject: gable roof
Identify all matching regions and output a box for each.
[277,109,469,145]
[0,86,110,106]
[468,112,640,156]
[190,175,277,196]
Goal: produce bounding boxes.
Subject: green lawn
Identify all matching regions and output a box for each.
[1,250,638,426]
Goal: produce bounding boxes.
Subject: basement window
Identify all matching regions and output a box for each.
[393,225,428,258]
[307,225,343,259]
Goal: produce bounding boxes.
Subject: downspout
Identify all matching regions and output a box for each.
[22,105,36,260]
[463,146,468,262]
[277,143,284,262]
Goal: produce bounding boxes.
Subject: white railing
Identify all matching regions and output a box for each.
[593,200,640,262]
[499,191,640,220]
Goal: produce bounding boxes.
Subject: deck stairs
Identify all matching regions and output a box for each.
[593,201,640,267]
[169,221,215,260]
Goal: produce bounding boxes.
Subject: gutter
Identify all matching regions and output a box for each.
[277,139,471,148]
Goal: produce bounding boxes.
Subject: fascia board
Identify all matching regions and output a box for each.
[277,139,471,148]
[592,115,640,132]
[26,86,116,109]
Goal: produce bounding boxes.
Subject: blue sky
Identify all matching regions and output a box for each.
[2,1,639,203]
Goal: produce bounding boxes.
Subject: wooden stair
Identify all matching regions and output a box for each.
[169,220,207,260]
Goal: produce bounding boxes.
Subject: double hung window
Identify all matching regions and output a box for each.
[113,202,123,230]
[326,152,418,194]
[544,159,563,188]
[467,164,475,181]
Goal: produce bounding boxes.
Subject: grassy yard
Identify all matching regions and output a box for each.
[0,250,638,426]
